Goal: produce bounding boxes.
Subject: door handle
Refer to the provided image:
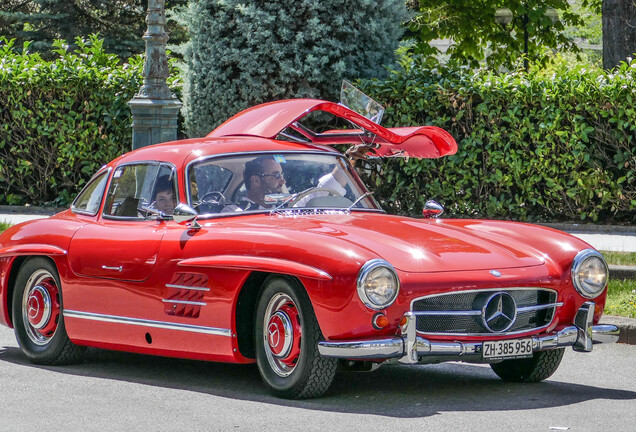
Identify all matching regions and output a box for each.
[101,265,123,272]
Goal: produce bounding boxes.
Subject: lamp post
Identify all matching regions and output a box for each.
[495,6,558,71]
[128,0,181,150]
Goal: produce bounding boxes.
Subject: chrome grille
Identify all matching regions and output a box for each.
[411,288,559,336]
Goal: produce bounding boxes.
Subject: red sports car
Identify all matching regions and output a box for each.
[0,93,619,399]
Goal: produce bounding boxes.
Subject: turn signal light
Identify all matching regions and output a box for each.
[595,303,603,316]
[372,313,389,329]
[399,315,408,327]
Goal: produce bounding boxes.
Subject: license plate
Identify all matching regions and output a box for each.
[483,338,533,360]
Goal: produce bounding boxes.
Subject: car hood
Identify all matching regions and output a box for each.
[219,213,551,273]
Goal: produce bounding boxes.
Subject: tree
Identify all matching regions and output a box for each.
[179,0,409,137]
[407,0,585,70]
[602,0,636,69]
[564,0,602,45]
[0,1,187,58]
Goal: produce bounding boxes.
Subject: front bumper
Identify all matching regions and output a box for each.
[317,302,620,364]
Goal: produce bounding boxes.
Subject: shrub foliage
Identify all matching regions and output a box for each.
[180,0,409,137]
[0,35,143,206]
[360,56,636,223]
[1,34,634,224]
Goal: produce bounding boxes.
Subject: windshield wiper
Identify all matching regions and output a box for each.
[347,191,373,211]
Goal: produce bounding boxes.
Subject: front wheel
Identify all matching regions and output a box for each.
[490,348,565,382]
[255,276,337,399]
[12,257,85,365]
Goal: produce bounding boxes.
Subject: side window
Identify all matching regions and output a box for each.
[103,163,177,218]
[150,166,178,215]
[71,170,109,215]
[188,161,233,211]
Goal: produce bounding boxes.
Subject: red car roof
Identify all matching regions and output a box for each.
[109,135,340,169]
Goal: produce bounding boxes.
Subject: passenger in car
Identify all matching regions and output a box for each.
[154,175,176,215]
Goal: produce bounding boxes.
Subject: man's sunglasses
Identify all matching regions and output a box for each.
[261,172,284,179]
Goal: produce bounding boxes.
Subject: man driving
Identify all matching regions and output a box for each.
[225,156,286,211]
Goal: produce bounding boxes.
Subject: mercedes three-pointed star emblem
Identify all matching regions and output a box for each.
[481,292,517,332]
[268,323,280,347]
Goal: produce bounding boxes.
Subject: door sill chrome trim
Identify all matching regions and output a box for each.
[63,310,232,337]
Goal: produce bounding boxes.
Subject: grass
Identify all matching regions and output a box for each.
[605,279,636,319]
[601,251,636,266]
[599,251,636,318]
[0,221,11,232]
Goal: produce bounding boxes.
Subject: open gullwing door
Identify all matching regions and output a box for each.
[207,98,457,159]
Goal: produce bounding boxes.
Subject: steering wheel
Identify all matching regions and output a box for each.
[286,187,342,207]
[196,191,227,213]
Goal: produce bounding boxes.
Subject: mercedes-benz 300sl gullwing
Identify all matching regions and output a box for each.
[0,88,619,399]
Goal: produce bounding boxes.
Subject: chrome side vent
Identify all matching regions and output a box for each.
[163,272,209,318]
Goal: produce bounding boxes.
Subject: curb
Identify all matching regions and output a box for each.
[609,265,636,281]
[600,315,636,345]
[0,205,63,216]
[541,222,636,235]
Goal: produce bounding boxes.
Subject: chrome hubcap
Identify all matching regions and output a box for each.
[267,311,293,358]
[263,293,302,377]
[22,270,60,345]
[27,285,52,329]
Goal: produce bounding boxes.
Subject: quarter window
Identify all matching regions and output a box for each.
[103,163,177,219]
[71,170,109,216]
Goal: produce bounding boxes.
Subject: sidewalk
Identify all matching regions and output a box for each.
[541,222,636,253]
[0,205,62,225]
[600,315,636,345]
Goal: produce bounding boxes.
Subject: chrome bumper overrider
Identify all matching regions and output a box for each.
[317,302,620,364]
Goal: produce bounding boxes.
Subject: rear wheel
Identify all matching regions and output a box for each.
[12,257,85,364]
[255,276,337,399]
[490,348,565,382]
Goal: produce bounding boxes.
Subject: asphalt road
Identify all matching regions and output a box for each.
[0,325,634,432]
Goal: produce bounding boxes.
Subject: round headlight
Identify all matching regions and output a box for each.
[571,249,609,299]
[357,259,400,310]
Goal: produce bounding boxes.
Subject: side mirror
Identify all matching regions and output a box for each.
[173,204,201,229]
[422,200,444,219]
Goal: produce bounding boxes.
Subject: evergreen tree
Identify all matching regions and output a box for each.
[0,1,187,58]
[180,0,409,137]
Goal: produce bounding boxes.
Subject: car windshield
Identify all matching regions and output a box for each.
[187,152,381,216]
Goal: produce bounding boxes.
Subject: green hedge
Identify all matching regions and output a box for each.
[1,36,634,224]
[0,36,145,206]
[359,56,636,223]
